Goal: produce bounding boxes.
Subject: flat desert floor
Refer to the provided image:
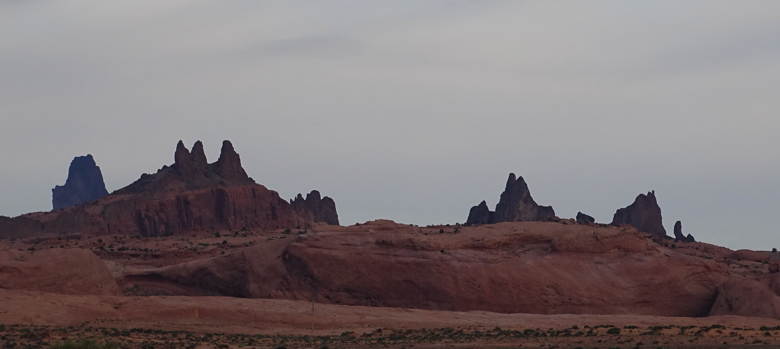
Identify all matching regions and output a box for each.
[2,289,780,348]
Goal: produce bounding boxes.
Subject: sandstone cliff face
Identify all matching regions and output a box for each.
[128,221,729,316]
[466,173,556,225]
[52,155,109,210]
[709,276,780,318]
[4,218,778,319]
[1,140,331,237]
[0,216,43,239]
[123,185,299,236]
[290,190,340,226]
[611,191,667,237]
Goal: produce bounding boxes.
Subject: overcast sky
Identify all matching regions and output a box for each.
[1,1,778,250]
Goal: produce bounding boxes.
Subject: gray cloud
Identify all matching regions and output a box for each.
[0,1,778,250]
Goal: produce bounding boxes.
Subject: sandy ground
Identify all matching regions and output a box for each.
[2,289,780,348]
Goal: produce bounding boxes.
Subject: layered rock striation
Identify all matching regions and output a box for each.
[52,155,109,210]
[126,220,731,317]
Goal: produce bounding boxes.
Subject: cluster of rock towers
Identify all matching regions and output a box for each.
[466,173,695,242]
[36,141,697,241]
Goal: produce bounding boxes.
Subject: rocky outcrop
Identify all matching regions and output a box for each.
[107,140,304,236]
[129,220,728,316]
[1,140,325,237]
[494,174,556,222]
[709,276,780,318]
[213,140,250,182]
[466,173,556,225]
[52,155,109,210]
[673,221,696,242]
[117,140,253,195]
[673,221,684,240]
[290,190,339,225]
[0,216,43,239]
[126,185,300,236]
[576,212,595,225]
[611,191,667,237]
[466,201,493,225]
[172,140,207,178]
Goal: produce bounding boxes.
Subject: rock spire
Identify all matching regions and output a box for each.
[52,155,109,210]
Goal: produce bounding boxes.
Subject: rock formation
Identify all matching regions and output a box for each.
[213,140,250,182]
[494,174,556,222]
[709,276,780,318]
[129,220,729,317]
[1,140,336,237]
[116,140,253,195]
[290,190,340,225]
[172,140,207,178]
[107,140,305,235]
[0,216,42,239]
[576,212,595,225]
[52,155,109,210]
[673,221,684,240]
[7,206,780,320]
[466,201,493,225]
[466,173,556,225]
[611,191,667,237]
[673,220,696,242]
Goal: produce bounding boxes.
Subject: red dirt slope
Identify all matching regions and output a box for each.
[0,248,118,295]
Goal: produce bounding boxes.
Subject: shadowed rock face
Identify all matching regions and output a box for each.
[494,174,556,222]
[674,221,696,242]
[2,140,323,237]
[709,276,780,318]
[117,140,254,195]
[52,155,109,210]
[466,201,493,225]
[576,212,596,224]
[105,140,302,235]
[291,190,339,225]
[466,173,556,225]
[673,221,685,240]
[0,216,42,239]
[611,191,667,237]
[172,140,208,178]
[213,140,250,182]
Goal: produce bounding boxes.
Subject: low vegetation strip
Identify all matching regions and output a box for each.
[1,323,779,348]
